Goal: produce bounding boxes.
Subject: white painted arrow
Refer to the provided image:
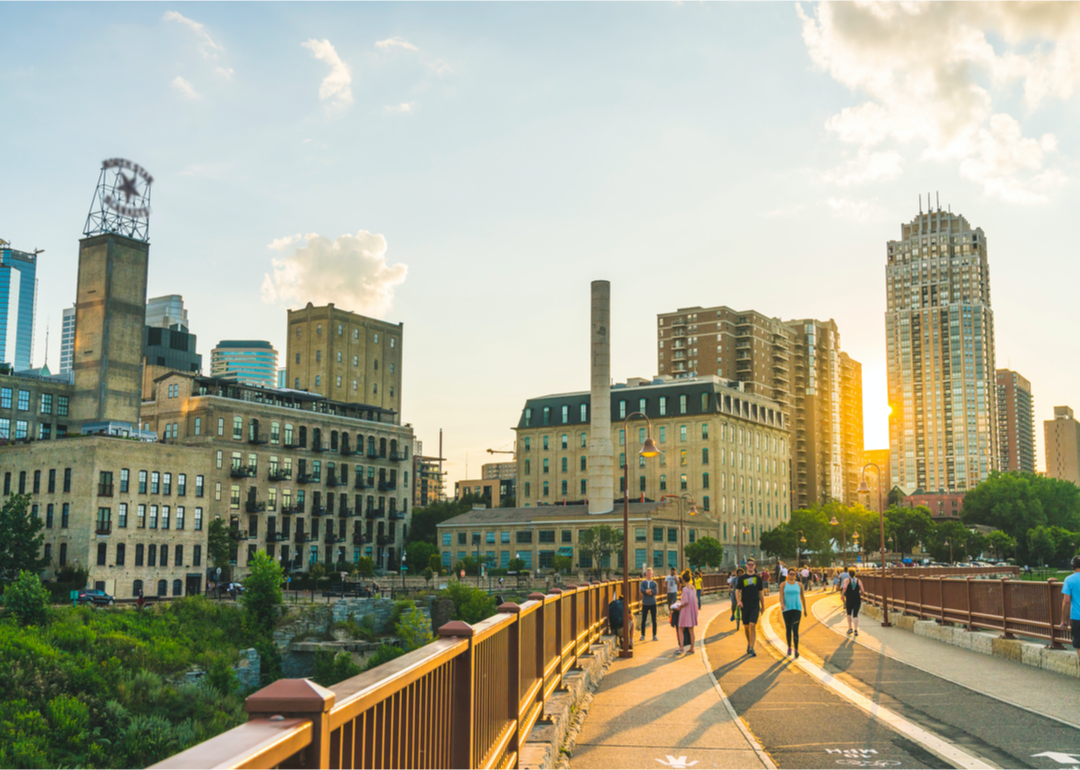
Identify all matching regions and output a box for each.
[656,757,699,769]
[1033,752,1080,765]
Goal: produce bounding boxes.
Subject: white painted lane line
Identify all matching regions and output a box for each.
[701,609,777,770]
[811,592,1080,733]
[760,603,996,770]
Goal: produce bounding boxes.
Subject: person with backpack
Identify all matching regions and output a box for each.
[842,567,863,636]
[609,593,633,648]
[728,567,744,626]
[677,569,699,654]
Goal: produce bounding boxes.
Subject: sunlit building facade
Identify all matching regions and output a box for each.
[886,207,997,492]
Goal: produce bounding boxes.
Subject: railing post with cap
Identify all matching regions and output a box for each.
[1001,578,1015,639]
[499,602,523,762]
[244,678,336,769]
[439,620,476,769]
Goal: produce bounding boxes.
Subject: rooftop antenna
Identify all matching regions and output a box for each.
[43,320,49,370]
[919,194,922,214]
[936,191,940,211]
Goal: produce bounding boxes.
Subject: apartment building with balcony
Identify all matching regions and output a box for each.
[141,371,415,573]
[996,369,1035,473]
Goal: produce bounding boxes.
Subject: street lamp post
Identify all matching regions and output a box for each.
[795,530,806,568]
[944,539,953,566]
[829,513,848,569]
[660,493,698,571]
[622,412,659,660]
[858,462,890,627]
[736,520,750,567]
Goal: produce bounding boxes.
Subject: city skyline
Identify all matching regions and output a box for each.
[4,3,1080,486]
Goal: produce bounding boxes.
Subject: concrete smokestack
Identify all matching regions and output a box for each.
[588,280,614,514]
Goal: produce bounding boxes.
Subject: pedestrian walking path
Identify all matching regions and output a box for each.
[809,591,1080,730]
[568,599,773,770]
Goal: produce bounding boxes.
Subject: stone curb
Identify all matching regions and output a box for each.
[861,602,1080,678]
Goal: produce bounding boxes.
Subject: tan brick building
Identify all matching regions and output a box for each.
[996,369,1035,473]
[0,368,75,442]
[141,371,415,574]
[285,303,403,412]
[514,375,787,564]
[436,502,735,573]
[1045,406,1080,486]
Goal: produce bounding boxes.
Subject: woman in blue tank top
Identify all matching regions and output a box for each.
[781,566,806,658]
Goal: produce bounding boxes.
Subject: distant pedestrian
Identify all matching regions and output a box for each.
[609,593,628,645]
[136,589,145,612]
[843,568,863,636]
[640,568,659,642]
[664,568,680,616]
[693,570,703,608]
[678,570,699,654]
[1060,556,1080,659]
[669,592,684,653]
[729,568,744,624]
[800,566,811,591]
[781,565,806,658]
[735,559,765,657]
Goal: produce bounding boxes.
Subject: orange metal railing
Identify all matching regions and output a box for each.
[153,575,729,770]
[860,569,1068,649]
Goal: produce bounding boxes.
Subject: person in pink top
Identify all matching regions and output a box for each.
[677,569,699,653]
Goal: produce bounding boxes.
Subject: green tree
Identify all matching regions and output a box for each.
[552,554,573,575]
[356,557,375,577]
[239,551,284,635]
[684,537,724,569]
[408,499,473,545]
[507,558,526,573]
[396,605,434,651]
[404,541,439,573]
[760,506,833,565]
[439,581,497,624]
[206,518,232,574]
[309,562,327,592]
[986,530,1016,561]
[883,505,934,557]
[0,494,48,585]
[3,569,50,626]
[578,524,623,577]
[454,555,479,576]
[312,651,362,687]
[1028,526,1056,567]
[427,554,442,574]
[963,471,1080,542]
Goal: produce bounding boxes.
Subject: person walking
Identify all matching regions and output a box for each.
[728,568,743,624]
[664,567,680,617]
[669,591,684,653]
[609,593,633,648]
[678,569,699,654]
[781,565,806,658]
[693,570,703,608]
[735,558,765,657]
[800,565,811,592]
[842,567,863,636]
[640,568,659,642]
[1060,556,1080,660]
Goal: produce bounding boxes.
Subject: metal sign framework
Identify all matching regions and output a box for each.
[83,158,153,242]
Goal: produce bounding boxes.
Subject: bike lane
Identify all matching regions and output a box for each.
[704,593,946,769]
[783,591,1080,770]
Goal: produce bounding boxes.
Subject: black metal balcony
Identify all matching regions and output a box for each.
[231,466,257,479]
[98,484,114,497]
[324,533,344,544]
[312,443,328,453]
[389,452,404,462]
[377,535,393,546]
[366,450,379,459]
[327,476,345,487]
[296,473,314,484]
[378,481,396,491]
[269,469,292,482]
[268,532,287,542]
[340,445,354,456]
[338,506,352,518]
[248,433,268,445]
[365,508,384,520]
[284,441,303,449]
[310,505,326,516]
[354,479,366,490]
[229,528,248,542]
[389,512,405,521]
[352,534,366,546]
[95,524,112,535]
[246,501,266,513]
[294,532,311,543]
[282,503,304,514]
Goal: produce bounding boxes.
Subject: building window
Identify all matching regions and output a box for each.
[659,475,667,491]
[659,396,667,416]
[138,470,148,494]
[40,393,53,414]
[57,395,69,416]
[149,505,158,529]
[61,503,70,528]
[680,474,687,491]
[151,472,160,495]
[194,417,201,436]
[195,475,204,497]
[233,416,243,440]
[45,504,53,528]
[702,472,709,489]
[118,503,128,528]
[194,508,203,530]
[17,390,30,411]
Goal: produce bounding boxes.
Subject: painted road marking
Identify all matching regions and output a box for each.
[760,603,996,770]
[1032,752,1080,765]
[655,756,699,768]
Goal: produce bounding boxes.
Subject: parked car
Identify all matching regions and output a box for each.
[76,589,115,607]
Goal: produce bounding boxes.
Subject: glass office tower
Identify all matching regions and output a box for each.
[0,244,38,370]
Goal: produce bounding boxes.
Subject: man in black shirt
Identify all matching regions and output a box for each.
[735,558,765,657]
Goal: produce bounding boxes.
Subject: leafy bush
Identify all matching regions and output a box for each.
[362,643,405,672]
[55,564,90,589]
[396,605,434,652]
[312,651,362,687]
[5,570,50,626]
[240,551,284,635]
[439,582,497,625]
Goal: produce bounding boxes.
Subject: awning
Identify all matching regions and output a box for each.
[558,547,574,557]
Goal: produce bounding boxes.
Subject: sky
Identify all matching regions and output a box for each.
[3,2,1080,486]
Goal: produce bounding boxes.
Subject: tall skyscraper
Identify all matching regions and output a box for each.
[59,306,76,374]
[210,340,279,389]
[1044,406,1080,486]
[657,306,864,509]
[995,369,1035,473]
[885,205,997,492]
[146,294,189,331]
[0,242,38,371]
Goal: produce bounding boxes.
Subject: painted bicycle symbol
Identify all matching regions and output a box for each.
[834,761,902,768]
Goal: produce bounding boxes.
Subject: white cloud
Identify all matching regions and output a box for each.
[798,2,1080,202]
[766,204,806,218]
[823,148,903,186]
[164,11,225,61]
[171,76,202,100]
[426,59,453,76]
[825,197,882,222]
[215,66,234,80]
[268,233,305,251]
[301,39,353,112]
[262,230,408,317]
[384,102,415,115]
[375,37,418,52]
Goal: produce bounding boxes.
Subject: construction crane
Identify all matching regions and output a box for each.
[486,448,515,457]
